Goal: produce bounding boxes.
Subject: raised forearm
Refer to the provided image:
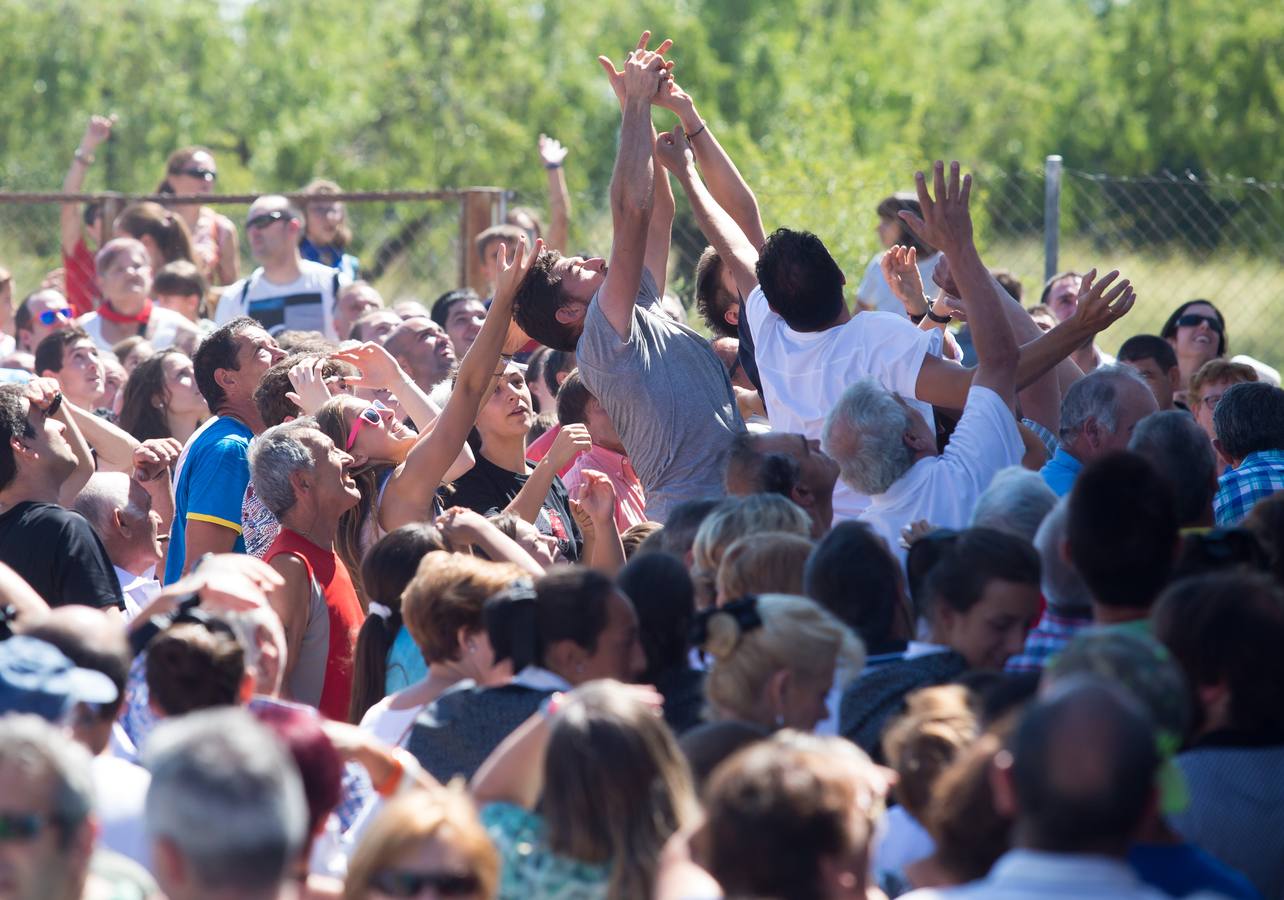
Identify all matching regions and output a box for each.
[676,166,759,296]
[950,243,1018,373]
[682,118,766,249]
[546,166,570,253]
[504,457,559,524]
[55,403,97,506]
[611,99,656,226]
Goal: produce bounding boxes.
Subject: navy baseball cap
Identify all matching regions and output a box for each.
[0,636,118,722]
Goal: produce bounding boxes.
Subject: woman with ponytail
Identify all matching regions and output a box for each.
[356,549,525,754]
[347,524,446,724]
[113,201,196,271]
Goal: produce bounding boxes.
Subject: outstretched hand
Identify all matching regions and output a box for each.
[538,134,568,168]
[285,357,333,415]
[880,245,928,316]
[598,31,673,106]
[332,342,405,391]
[1065,268,1136,336]
[899,160,974,254]
[80,114,117,151]
[654,129,695,175]
[493,237,543,307]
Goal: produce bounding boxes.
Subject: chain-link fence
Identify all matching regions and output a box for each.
[539,159,1284,368]
[0,188,507,314]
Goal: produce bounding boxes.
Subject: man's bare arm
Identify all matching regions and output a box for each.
[657,131,759,300]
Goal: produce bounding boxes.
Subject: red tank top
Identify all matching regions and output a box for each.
[265,529,364,720]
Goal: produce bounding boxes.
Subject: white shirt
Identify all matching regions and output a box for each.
[91,753,152,870]
[359,685,426,749]
[745,285,942,521]
[901,849,1170,900]
[215,260,342,341]
[857,250,943,318]
[860,386,1023,564]
[79,305,192,353]
[114,565,160,622]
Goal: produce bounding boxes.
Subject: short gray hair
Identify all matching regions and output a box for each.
[1059,365,1149,442]
[0,714,94,848]
[822,378,916,495]
[248,418,321,518]
[1129,411,1217,526]
[1032,500,1093,615]
[144,707,307,891]
[1213,382,1284,462]
[72,472,136,535]
[972,466,1058,541]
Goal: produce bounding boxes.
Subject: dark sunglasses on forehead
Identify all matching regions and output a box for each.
[246,209,295,230]
[370,869,481,897]
[176,167,217,181]
[37,307,74,326]
[1176,313,1223,333]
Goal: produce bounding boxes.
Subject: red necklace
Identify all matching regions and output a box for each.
[98,297,153,325]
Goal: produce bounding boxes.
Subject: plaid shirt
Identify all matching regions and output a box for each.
[1214,449,1284,526]
[1005,609,1093,673]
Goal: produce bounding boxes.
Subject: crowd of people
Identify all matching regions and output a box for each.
[2,31,1283,900]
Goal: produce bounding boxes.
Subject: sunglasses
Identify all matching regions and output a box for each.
[0,812,52,843]
[370,869,481,898]
[178,167,217,181]
[346,400,390,450]
[1176,313,1223,333]
[38,307,74,326]
[246,210,295,231]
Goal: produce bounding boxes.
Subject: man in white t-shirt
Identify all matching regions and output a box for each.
[819,162,1136,561]
[666,138,1131,520]
[215,195,344,340]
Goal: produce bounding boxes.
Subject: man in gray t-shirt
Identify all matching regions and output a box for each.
[577,267,741,521]
[512,38,742,521]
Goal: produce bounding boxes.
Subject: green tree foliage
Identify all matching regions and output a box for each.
[0,0,1279,277]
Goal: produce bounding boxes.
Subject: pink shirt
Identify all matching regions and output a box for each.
[561,444,649,532]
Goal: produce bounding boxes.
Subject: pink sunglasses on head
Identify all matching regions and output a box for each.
[346,400,390,450]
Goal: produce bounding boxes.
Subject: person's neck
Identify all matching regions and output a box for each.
[105,292,146,316]
[176,204,200,230]
[1092,602,1149,626]
[215,396,264,434]
[283,511,338,550]
[0,465,65,509]
[481,434,529,473]
[1015,826,1129,860]
[810,502,834,539]
[166,410,204,445]
[260,253,303,285]
[115,542,160,578]
[1071,342,1100,373]
[64,387,102,412]
[408,364,449,395]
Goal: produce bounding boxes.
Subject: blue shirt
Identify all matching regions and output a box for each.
[385,625,428,694]
[1129,843,1261,899]
[299,237,359,283]
[1213,449,1284,526]
[1040,446,1083,497]
[164,416,253,584]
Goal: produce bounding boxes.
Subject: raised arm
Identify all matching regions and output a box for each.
[538,134,571,253]
[656,82,767,250]
[60,115,115,256]
[656,131,759,299]
[347,240,541,532]
[594,33,670,339]
[901,163,1020,409]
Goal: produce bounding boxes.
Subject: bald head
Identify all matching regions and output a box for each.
[74,471,135,532]
[1009,677,1159,854]
[74,472,160,574]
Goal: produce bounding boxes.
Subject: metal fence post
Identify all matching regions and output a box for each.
[459,188,502,290]
[1043,155,1063,282]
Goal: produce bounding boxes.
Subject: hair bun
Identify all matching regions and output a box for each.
[703,611,742,660]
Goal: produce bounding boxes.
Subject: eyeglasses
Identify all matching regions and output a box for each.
[1176,313,1223,333]
[246,210,295,231]
[0,812,53,843]
[1199,393,1226,411]
[370,869,481,898]
[178,167,217,181]
[346,400,389,450]
[37,307,74,326]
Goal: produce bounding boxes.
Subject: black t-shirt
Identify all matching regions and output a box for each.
[445,453,582,562]
[0,501,125,610]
